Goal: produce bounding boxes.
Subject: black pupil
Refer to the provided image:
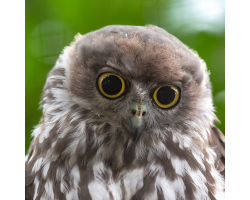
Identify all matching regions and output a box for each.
[102,75,122,95]
[157,86,176,105]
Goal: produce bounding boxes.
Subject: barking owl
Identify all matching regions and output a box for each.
[25,25,225,200]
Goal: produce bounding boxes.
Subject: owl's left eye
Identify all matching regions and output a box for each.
[153,85,180,108]
[97,73,125,98]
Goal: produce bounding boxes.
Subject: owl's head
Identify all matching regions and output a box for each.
[41,25,216,162]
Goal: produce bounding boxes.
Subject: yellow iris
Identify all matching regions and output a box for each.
[98,73,125,98]
[153,85,180,108]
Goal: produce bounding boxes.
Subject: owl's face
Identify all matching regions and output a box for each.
[61,25,213,149]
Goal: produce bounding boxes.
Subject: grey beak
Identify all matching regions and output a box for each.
[123,101,147,142]
[128,117,145,141]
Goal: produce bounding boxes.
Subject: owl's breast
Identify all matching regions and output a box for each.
[84,162,186,200]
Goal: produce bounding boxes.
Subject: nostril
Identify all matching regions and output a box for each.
[131,110,136,115]
[142,111,146,116]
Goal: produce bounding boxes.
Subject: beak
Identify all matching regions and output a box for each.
[123,101,147,142]
[129,117,145,141]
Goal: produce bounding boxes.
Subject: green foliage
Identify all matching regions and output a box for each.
[26,0,225,153]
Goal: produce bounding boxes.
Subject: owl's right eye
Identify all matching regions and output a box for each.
[97,73,125,99]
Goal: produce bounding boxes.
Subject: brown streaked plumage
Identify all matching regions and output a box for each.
[25,25,225,200]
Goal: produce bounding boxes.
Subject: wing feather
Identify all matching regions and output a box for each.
[25,141,35,200]
[210,126,225,177]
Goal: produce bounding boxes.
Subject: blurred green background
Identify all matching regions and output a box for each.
[25,0,225,153]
